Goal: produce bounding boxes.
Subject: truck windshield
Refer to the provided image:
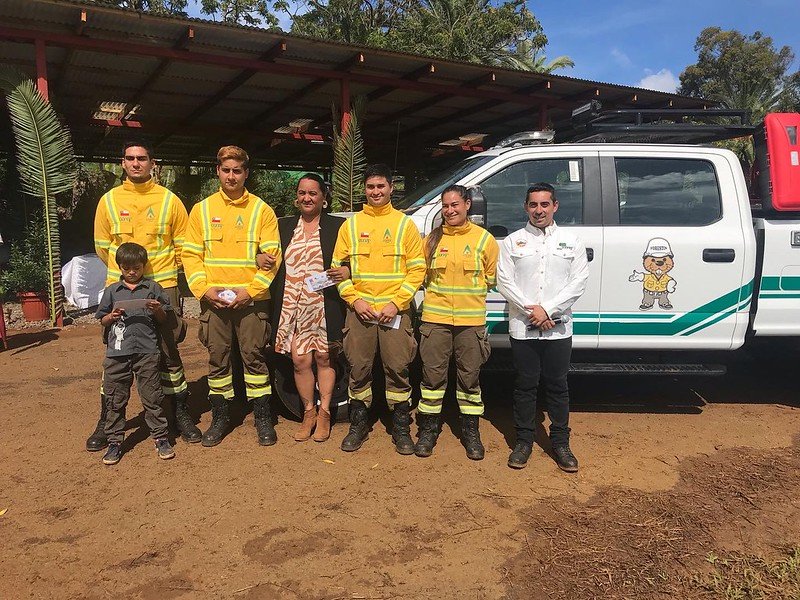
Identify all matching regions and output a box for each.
[394,156,495,210]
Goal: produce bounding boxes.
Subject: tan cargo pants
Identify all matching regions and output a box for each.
[418,322,491,415]
[342,308,417,408]
[198,300,271,400]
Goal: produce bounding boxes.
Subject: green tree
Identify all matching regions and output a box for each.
[287,0,567,72]
[388,0,548,70]
[200,0,279,27]
[288,0,406,45]
[679,27,800,118]
[679,27,800,168]
[94,0,189,15]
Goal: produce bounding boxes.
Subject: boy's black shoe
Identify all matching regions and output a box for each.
[102,442,122,465]
[553,445,579,473]
[155,438,176,460]
[507,441,533,469]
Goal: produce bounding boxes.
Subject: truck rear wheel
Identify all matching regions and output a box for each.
[271,351,350,423]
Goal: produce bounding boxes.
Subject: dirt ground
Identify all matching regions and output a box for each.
[1,321,799,599]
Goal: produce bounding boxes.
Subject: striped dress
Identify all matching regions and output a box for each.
[274,220,329,355]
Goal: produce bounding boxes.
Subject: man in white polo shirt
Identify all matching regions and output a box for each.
[497,182,589,472]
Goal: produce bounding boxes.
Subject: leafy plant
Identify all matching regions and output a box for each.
[0,216,50,296]
[331,95,367,212]
[0,67,77,325]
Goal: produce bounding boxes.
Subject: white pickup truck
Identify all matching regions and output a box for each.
[394,109,800,357]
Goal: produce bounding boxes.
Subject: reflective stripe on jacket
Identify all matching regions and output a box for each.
[182,188,281,300]
[422,221,498,326]
[93,178,188,287]
[332,203,426,311]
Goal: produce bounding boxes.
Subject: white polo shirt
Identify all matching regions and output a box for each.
[497,222,589,340]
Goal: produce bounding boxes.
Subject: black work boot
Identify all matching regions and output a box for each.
[391,402,415,456]
[508,441,533,469]
[86,393,109,452]
[552,444,579,473]
[340,400,369,452]
[201,395,231,447]
[461,414,485,461]
[414,413,441,458]
[173,390,201,444]
[253,395,278,446]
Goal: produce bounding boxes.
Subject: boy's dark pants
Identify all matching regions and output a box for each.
[103,352,169,443]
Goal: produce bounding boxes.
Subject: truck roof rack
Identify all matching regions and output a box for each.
[565,102,756,144]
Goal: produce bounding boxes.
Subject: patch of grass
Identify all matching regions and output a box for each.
[687,547,800,599]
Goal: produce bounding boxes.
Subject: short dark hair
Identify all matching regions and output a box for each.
[115,242,148,268]
[441,184,469,201]
[363,163,393,184]
[122,140,154,159]
[298,172,330,198]
[526,182,557,202]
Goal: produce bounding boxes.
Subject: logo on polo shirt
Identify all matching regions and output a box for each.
[146,207,155,221]
[515,239,527,247]
[211,216,223,228]
[235,215,244,229]
[119,209,131,222]
[463,244,472,256]
[359,231,371,243]
[383,228,392,243]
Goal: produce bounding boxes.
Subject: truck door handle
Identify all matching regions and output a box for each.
[703,248,735,263]
[586,248,594,262]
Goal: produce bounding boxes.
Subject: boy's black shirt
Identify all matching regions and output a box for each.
[95,277,173,357]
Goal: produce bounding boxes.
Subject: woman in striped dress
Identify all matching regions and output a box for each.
[263,174,348,442]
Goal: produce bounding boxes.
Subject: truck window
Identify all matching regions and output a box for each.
[615,158,722,226]
[479,159,584,235]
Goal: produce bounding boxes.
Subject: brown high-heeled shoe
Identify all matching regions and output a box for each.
[294,407,316,441]
[312,408,331,442]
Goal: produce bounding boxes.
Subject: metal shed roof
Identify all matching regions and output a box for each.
[0,0,711,170]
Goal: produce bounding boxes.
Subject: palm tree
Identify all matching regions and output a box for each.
[0,67,77,325]
[331,95,367,212]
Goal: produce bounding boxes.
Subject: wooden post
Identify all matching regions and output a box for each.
[538,104,548,130]
[35,38,49,100]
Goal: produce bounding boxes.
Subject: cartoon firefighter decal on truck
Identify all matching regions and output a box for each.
[629,237,677,310]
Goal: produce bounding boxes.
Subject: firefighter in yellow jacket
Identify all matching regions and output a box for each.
[182,146,282,447]
[88,140,201,452]
[415,185,498,460]
[332,164,426,454]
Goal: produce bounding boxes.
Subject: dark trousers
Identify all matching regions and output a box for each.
[103,352,169,443]
[510,336,572,447]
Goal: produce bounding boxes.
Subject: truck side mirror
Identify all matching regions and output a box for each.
[467,186,487,226]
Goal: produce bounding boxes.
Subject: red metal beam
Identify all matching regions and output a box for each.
[0,26,557,107]
[398,80,556,139]
[366,62,436,102]
[244,52,364,131]
[151,39,288,149]
[35,38,48,100]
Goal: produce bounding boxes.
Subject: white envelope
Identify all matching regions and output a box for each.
[305,272,337,293]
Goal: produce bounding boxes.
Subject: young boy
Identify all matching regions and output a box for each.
[95,242,176,465]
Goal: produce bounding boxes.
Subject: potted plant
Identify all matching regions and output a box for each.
[0,217,50,322]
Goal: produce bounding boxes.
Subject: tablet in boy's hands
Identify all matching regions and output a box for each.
[113,299,150,311]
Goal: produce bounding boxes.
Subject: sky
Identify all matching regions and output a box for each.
[188,1,799,94]
[530,0,799,92]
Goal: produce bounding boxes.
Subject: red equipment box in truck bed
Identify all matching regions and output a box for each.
[754,113,800,211]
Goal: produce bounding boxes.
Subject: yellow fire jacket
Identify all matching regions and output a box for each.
[421,222,499,326]
[93,178,188,287]
[181,188,281,301]
[332,202,426,311]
